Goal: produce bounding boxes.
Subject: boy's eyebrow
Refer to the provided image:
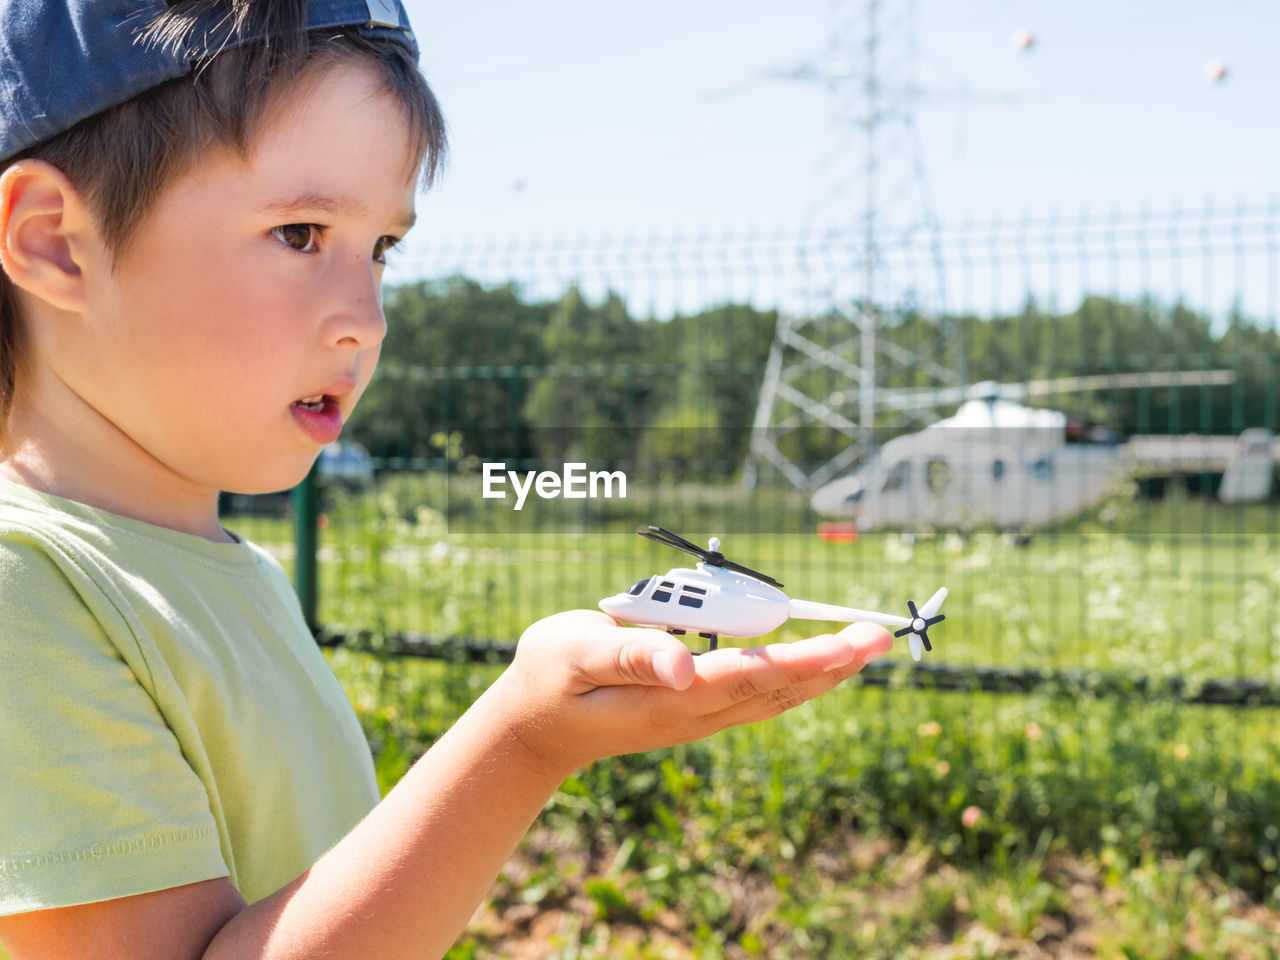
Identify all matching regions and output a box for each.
[258,192,417,231]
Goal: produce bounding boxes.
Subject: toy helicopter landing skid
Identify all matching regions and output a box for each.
[599,525,947,659]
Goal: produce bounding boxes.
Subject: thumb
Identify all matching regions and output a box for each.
[648,640,697,690]
[575,616,696,690]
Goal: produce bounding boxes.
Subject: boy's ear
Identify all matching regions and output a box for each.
[0,159,97,314]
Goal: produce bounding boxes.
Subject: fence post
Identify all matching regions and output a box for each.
[292,462,320,634]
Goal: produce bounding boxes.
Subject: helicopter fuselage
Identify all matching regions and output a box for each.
[599,562,791,638]
[603,526,947,659]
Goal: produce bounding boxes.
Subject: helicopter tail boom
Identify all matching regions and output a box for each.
[786,598,912,629]
[789,586,948,662]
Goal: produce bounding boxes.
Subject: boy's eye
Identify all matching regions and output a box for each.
[272,223,320,253]
[271,225,400,262]
[373,235,401,264]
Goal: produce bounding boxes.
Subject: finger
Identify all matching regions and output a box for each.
[701,632,890,727]
[702,670,843,731]
[685,632,860,714]
[835,621,894,665]
[696,624,894,730]
[556,611,697,691]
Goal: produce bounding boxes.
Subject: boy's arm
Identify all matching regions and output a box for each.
[0,614,890,960]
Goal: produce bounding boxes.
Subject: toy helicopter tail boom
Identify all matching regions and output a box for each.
[786,598,912,630]
[787,586,947,630]
[788,587,948,662]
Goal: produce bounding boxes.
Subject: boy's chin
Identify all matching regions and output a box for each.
[222,460,320,497]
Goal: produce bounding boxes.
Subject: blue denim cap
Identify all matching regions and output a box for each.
[0,0,418,163]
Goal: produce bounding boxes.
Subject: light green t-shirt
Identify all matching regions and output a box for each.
[0,480,380,922]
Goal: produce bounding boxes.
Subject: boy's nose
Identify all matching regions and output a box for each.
[323,262,388,350]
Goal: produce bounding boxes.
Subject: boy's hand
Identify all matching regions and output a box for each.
[497,610,892,774]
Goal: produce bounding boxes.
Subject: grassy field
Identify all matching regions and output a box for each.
[226,481,1280,957]
[327,650,1280,958]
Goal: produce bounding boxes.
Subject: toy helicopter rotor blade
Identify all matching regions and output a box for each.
[639,524,783,587]
[908,633,923,661]
[721,558,783,588]
[638,525,706,557]
[920,587,948,619]
[787,598,912,629]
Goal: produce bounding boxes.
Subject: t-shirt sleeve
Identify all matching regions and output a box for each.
[0,539,228,917]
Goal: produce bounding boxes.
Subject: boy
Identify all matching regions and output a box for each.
[0,2,892,958]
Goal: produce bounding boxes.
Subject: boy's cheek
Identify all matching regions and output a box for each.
[360,345,384,385]
[342,350,382,416]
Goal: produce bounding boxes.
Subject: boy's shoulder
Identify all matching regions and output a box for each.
[0,480,292,620]
[0,481,95,588]
[0,479,272,560]
[0,485,139,663]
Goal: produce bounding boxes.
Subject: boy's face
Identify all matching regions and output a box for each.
[62,61,418,501]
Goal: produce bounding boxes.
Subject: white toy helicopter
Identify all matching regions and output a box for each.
[600,525,947,660]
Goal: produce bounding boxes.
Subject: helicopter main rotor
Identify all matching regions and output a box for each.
[637,525,783,588]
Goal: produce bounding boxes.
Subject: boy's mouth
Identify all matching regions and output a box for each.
[290,394,344,444]
[293,394,329,413]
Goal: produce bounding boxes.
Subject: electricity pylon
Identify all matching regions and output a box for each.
[745,0,963,491]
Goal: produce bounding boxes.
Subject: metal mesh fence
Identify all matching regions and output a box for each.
[214,200,1280,899]
[228,201,1280,703]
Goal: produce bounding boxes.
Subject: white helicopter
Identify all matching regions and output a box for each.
[809,373,1273,532]
[600,525,947,660]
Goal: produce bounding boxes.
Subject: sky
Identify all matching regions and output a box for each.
[387,0,1280,317]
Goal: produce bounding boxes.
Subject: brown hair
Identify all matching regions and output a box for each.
[0,0,446,450]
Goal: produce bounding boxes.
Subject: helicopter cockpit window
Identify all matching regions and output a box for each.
[882,460,911,493]
[627,578,651,596]
[925,458,952,495]
[652,589,673,603]
[678,584,706,608]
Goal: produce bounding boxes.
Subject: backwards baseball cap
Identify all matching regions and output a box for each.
[0,0,419,163]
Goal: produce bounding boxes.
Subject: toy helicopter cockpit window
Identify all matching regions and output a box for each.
[882,459,911,492]
[627,578,651,596]
[678,585,706,609]
[652,590,673,603]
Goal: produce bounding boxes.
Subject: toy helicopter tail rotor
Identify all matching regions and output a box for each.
[894,587,947,661]
[637,525,783,588]
[919,586,948,620]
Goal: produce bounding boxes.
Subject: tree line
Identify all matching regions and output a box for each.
[346,276,1279,477]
